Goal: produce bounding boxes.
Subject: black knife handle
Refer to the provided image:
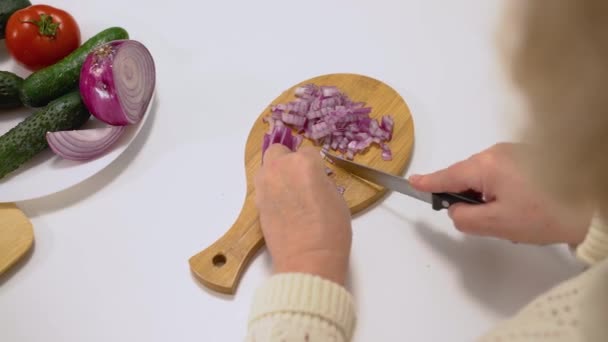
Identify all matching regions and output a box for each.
[431,190,485,211]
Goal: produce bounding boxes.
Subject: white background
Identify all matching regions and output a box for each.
[0,0,585,341]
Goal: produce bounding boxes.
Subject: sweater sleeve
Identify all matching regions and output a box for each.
[477,258,608,342]
[478,215,608,342]
[246,273,356,342]
[575,213,608,265]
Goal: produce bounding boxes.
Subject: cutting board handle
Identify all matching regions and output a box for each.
[0,203,34,276]
[189,197,264,294]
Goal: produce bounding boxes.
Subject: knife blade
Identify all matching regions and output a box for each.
[324,152,484,210]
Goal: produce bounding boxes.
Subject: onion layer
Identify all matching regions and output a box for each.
[46,126,126,161]
[80,40,156,126]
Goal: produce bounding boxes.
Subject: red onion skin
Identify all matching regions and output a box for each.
[80,40,130,126]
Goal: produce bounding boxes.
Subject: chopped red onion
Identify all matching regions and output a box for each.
[381,143,393,161]
[295,84,319,98]
[282,112,306,126]
[262,84,395,161]
[381,115,394,139]
[321,86,340,98]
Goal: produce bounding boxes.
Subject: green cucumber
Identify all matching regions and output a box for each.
[0,0,31,38]
[0,91,90,179]
[20,27,129,107]
[0,71,23,109]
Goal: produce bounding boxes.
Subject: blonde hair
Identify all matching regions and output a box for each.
[499,0,608,211]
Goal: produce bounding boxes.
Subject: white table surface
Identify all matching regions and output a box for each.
[0,0,585,341]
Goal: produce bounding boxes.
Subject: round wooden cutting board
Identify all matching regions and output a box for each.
[190,73,415,294]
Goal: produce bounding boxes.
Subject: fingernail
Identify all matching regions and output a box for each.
[408,174,422,183]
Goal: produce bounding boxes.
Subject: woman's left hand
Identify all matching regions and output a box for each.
[254,144,352,286]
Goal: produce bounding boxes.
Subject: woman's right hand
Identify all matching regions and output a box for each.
[410,143,592,245]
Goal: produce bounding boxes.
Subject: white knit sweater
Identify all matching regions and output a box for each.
[246,217,608,341]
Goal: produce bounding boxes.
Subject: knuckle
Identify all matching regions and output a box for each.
[474,151,496,171]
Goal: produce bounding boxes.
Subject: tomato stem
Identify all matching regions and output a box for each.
[21,14,60,38]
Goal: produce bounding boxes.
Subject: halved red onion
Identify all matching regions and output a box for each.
[263,84,394,161]
[46,126,126,161]
[80,40,156,126]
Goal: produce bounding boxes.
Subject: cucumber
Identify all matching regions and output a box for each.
[0,0,31,38]
[0,91,90,179]
[20,27,129,107]
[0,71,23,109]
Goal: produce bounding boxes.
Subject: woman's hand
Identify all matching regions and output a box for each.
[254,144,352,286]
[410,143,592,245]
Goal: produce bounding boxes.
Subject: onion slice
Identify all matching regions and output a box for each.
[80,40,156,126]
[46,126,126,161]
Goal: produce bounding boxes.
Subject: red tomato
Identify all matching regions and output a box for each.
[5,5,81,71]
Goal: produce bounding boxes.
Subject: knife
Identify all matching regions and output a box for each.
[324,153,485,210]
